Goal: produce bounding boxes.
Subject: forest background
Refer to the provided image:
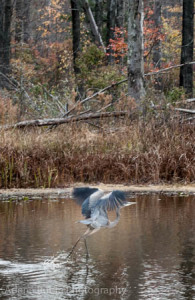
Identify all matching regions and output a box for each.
[0,0,194,188]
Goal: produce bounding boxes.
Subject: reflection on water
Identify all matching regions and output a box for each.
[0,194,194,299]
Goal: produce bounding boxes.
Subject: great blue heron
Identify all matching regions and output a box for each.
[66,187,135,259]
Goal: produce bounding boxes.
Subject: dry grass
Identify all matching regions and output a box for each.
[0,118,195,188]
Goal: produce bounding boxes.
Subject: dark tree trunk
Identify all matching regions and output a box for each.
[3,0,12,68]
[70,0,81,75]
[0,0,13,88]
[152,0,162,90]
[95,0,103,35]
[23,0,30,43]
[15,0,30,44]
[179,0,194,97]
[0,0,4,59]
[106,0,117,63]
[152,0,162,68]
[15,0,23,43]
[70,0,85,99]
[116,0,124,28]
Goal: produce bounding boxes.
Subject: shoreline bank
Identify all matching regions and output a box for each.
[0,183,195,200]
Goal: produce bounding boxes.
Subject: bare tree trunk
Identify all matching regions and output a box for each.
[127,0,145,103]
[179,0,194,97]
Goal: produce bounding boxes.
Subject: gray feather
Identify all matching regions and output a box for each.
[94,190,127,211]
[72,187,99,206]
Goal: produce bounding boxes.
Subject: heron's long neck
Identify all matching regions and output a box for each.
[108,209,120,228]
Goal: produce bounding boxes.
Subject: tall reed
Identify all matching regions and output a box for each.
[0,118,194,188]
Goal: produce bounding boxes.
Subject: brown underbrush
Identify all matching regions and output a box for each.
[0,118,194,188]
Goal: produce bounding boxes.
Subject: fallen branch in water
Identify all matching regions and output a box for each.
[1,111,128,130]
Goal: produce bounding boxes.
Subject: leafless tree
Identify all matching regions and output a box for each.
[127,0,145,102]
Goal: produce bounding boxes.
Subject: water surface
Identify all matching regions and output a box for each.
[0,194,194,299]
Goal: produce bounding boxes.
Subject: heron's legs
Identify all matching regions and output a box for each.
[64,227,100,262]
[64,228,91,261]
[84,242,89,285]
[65,235,83,260]
[84,238,89,258]
[83,228,101,258]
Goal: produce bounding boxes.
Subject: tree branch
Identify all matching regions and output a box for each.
[145,61,195,77]
[63,61,195,118]
[82,0,106,52]
[62,78,127,117]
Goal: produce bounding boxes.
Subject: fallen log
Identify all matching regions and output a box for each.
[186,98,195,103]
[175,108,195,114]
[0,111,128,130]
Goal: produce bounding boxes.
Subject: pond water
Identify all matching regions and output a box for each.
[0,193,194,300]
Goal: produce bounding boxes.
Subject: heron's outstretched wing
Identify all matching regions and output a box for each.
[94,190,127,211]
[72,187,104,218]
[72,187,99,205]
